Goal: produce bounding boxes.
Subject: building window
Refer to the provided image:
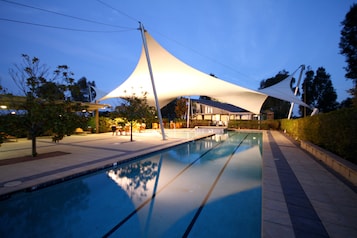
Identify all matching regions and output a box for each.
[205,106,212,114]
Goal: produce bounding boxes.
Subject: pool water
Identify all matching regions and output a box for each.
[0,132,262,238]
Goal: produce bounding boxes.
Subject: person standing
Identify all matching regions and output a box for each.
[111,124,117,136]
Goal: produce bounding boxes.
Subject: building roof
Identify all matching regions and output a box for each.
[0,95,109,111]
[192,99,249,113]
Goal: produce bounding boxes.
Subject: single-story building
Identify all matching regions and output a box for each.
[191,99,259,126]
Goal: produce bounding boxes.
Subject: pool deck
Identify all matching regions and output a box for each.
[0,129,356,237]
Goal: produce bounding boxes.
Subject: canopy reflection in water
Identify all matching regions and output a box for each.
[106,132,262,237]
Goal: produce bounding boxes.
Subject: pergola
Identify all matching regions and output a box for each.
[0,94,109,133]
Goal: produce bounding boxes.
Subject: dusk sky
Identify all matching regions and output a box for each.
[0,0,355,106]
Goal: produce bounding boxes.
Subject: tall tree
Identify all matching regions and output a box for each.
[160,99,176,120]
[314,68,338,112]
[259,70,295,119]
[299,68,315,116]
[175,97,187,120]
[339,3,357,105]
[299,67,338,115]
[70,77,96,102]
[9,54,85,156]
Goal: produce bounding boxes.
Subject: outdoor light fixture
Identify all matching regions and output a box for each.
[0,105,7,109]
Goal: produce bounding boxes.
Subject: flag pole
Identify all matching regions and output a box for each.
[139,22,166,140]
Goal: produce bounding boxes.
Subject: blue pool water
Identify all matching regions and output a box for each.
[0,131,262,237]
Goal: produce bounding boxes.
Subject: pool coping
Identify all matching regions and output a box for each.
[0,132,215,199]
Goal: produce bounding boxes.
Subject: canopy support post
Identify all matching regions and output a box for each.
[288,65,305,119]
[95,100,99,134]
[139,22,166,140]
[187,97,190,128]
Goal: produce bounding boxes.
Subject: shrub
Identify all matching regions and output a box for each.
[280,108,356,164]
[229,120,256,129]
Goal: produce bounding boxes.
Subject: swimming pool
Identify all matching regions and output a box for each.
[0,131,262,237]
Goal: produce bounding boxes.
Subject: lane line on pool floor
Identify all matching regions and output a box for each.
[102,133,251,237]
[182,133,249,237]
[101,138,227,238]
[267,131,329,237]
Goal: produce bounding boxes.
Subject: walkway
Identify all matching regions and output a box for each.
[0,130,356,237]
[262,130,356,238]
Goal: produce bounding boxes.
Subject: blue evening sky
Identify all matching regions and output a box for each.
[0,0,355,106]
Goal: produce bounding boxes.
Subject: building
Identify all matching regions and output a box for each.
[191,99,257,126]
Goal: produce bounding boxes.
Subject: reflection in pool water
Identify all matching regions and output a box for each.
[0,131,262,238]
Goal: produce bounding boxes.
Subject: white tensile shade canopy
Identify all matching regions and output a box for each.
[100,31,309,114]
[258,72,310,109]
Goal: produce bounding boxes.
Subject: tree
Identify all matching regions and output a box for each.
[299,67,338,115]
[259,70,295,119]
[339,3,357,105]
[116,93,155,142]
[340,97,353,108]
[70,77,96,102]
[9,54,85,156]
[0,80,8,94]
[175,97,187,120]
[161,97,188,121]
[314,68,338,112]
[0,82,7,146]
[299,68,315,116]
[199,95,213,100]
[161,99,176,120]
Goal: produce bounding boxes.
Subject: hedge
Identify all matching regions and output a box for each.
[280,108,356,164]
[228,119,280,130]
[227,108,356,164]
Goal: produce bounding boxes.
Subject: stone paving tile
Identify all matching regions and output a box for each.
[262,221,295,238]
[263,206,292,227]
[263,196,290,213]
[322,220,357,238]
[263,188,285,202]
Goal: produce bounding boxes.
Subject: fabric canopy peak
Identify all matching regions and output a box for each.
[100,31,309,115]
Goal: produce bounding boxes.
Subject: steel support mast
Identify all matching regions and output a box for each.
[139,22,166,139]
[288,65,305,119]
